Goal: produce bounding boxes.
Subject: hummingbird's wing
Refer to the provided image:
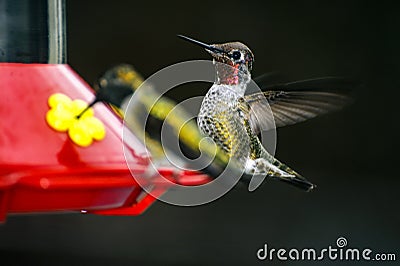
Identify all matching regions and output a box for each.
[245,77,354,134]
[252,71,282,85]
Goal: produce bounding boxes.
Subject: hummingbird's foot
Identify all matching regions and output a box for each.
[245,158,269,175]
[244,159,257,174]
[250,159,267,175]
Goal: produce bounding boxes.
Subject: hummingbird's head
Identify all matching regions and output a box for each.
[93,64,144,109]
[178,35,254,86]
[207,42,254,72]
[99,64,144,92]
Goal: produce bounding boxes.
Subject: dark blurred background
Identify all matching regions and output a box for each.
[1,0,399,265]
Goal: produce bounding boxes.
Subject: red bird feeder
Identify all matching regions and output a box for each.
[0,0,208,222]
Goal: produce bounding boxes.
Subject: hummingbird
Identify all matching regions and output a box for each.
[178,35,352,191]
[88,64,235,180]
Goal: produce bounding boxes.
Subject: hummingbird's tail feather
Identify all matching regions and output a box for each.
[271,174,315,192]
[269,157,315,192]
[244,156,315,191]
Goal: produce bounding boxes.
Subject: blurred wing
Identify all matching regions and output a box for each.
[245,77,354,133]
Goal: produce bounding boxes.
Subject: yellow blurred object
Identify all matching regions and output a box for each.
[97,64,230,174]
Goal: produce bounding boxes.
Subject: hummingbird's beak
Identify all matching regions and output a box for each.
[177,35,226,55]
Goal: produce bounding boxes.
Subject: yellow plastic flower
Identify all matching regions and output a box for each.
[46,93,106,147]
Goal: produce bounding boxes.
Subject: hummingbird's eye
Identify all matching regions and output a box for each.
[231,51,241,61]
